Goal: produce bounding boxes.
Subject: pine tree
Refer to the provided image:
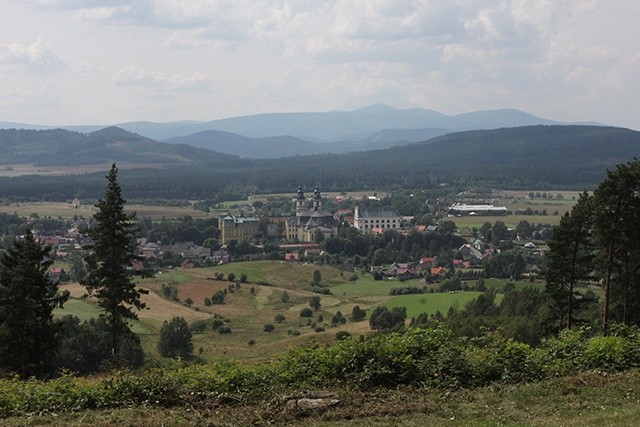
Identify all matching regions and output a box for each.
[545,192,593,330]
[592,160,640,333]
[82,164,148,358]
[0,229,68,378]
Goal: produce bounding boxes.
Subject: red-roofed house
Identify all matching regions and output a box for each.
[430,267,447,280]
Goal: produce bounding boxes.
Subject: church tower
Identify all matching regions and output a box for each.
[312,185,322,211]
[295,186,306,216]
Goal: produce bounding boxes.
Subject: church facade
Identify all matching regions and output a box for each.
[285,186,338,242]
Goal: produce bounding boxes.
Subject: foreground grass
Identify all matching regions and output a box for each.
[4,369,639,426]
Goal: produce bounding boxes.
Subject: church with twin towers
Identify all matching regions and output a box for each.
[285,185,339,242]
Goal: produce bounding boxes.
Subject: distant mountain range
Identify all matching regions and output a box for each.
[0,125,639,201]
[0,105,603,159]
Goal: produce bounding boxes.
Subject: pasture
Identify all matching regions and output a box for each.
[0,162,169,177]
[52,261,521,362]
[383,291,505,318]
[0,201,212,220]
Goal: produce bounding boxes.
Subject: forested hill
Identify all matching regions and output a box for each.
[251,125,640,189]
[0,127,239,166]
[0,125,639,201]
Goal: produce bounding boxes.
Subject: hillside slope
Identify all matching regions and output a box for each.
[0,127,239,166]
[254,125,640,187]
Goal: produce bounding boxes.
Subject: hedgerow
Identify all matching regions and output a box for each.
[3,326,640,417]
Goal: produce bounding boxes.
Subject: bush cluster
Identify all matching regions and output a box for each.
[4,326,640,417]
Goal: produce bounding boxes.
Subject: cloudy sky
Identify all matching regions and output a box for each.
[0,1,638,129]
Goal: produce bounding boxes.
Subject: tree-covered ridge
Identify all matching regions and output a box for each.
[0,125,639,201]
[0,127,239,166]
[256,125,640,188]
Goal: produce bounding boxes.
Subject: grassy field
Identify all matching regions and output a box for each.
[0,162,170,177]
[52,261,511,362]
[0,201,213,220]
[383,291,506,318]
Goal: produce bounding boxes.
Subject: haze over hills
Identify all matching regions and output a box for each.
[0,105,605,159]
[0,104,595,141]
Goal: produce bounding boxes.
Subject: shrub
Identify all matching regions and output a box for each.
[227,273,236,282]
[314,326,325,333]
[263,323,275,333]
[300,308,313,318]
[211,291,225,304]
[542,329,586,375]
[280,291,290,303]
[498,339,543,383]
[350,305,366,322]
[583,335,627,371]
[369,306,406,331]
[161,284,179,301]
[217,325,232,334]
[189,320,208,334]
[274,313,286,323]
[309,296,321,311]
[336,331,351,341]
[331,311,346,325]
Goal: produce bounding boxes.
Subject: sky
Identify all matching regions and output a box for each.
[0,1,638,130]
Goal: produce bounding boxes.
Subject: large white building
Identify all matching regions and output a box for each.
[354,206,402,233]
[447,203,508,216]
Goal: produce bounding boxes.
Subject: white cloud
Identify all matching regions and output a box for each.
[0,38,64,71]
[114,65,211,91]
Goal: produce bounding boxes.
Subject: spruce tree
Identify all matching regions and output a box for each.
[82,164,147,358]
[0,229,68,378]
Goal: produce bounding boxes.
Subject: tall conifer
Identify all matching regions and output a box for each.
[82,164,147,358]
[0,229,68,377]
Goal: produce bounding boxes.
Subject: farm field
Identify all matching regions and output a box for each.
[449,189,584,228]
[52,261,511,362]
[0,162,170,177]
[0,201,213,220]
[383,291,505,318]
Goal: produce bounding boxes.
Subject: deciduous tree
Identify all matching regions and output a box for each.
[158,317,193,358]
